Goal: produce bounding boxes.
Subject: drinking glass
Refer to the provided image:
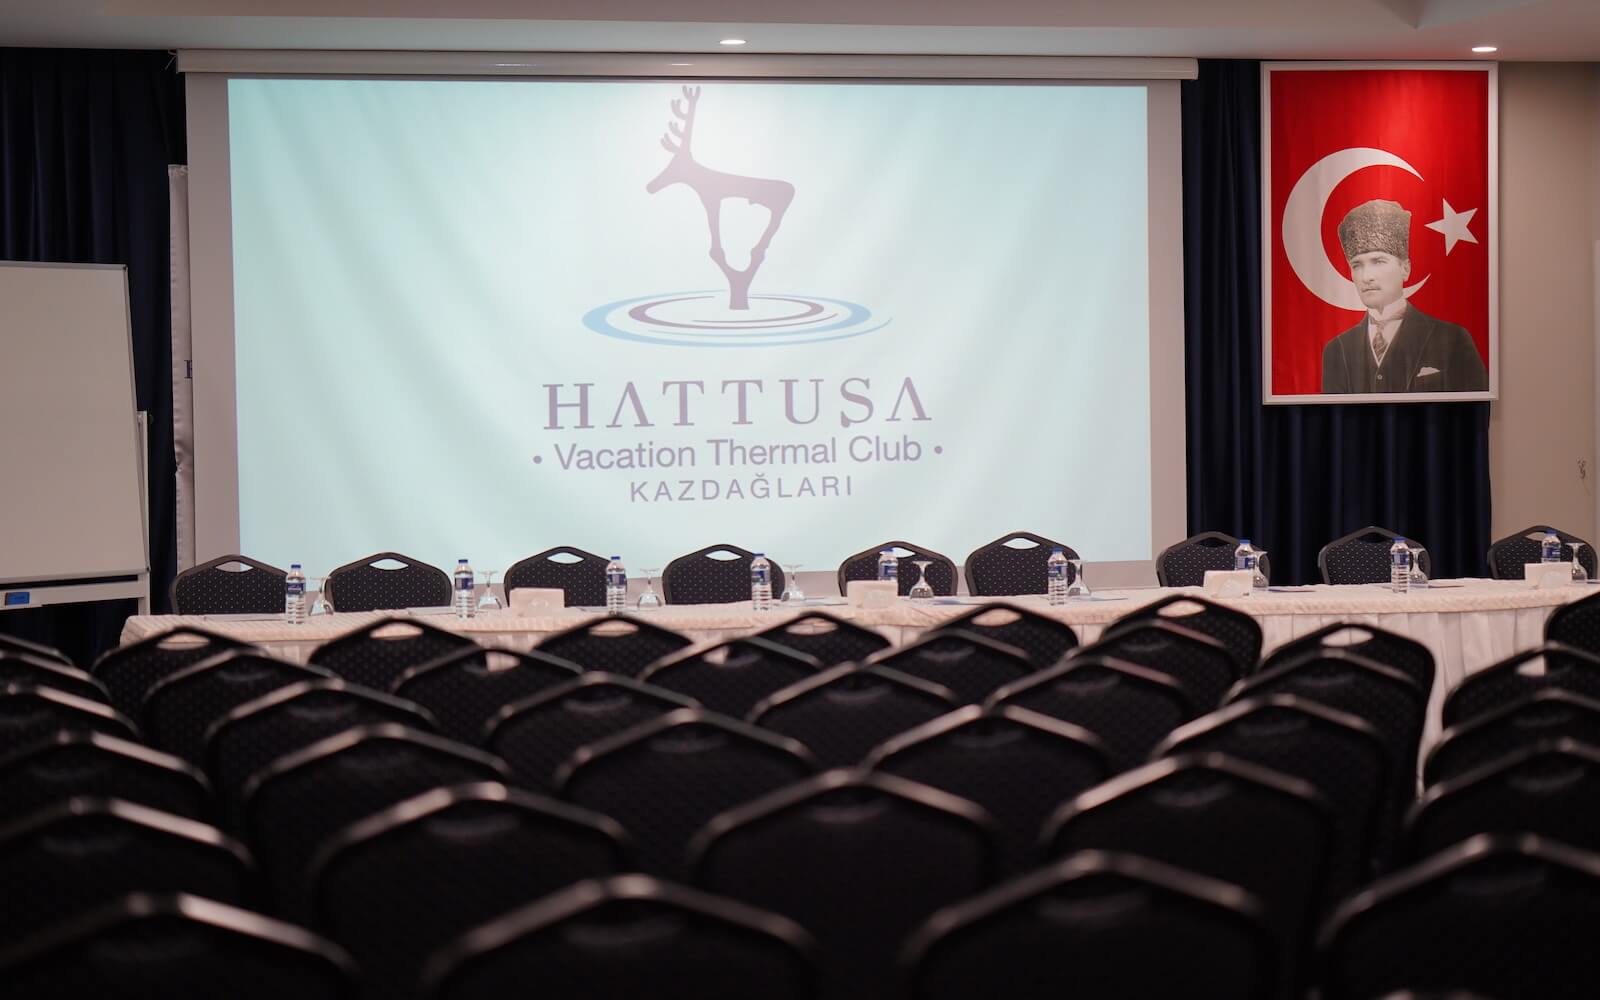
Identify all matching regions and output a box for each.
[1573,544,1590,585]
[1066,560,1091,598]
[637,569,662,609]
[309,576,335,617]
[477,569,503,613]
[1251,549,1270,590]
[1408,544,1430,588]
[780,564,805,603]
[908,560,935,600]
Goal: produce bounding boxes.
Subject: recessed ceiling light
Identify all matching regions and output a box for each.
[1471,45,1498,53]
[719,38,747,46]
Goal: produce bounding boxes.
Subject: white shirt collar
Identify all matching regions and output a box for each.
[1367,298,1408,364]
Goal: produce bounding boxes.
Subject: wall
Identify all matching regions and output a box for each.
[1489,62,1600,545]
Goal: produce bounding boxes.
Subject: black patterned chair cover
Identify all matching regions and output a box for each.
[310,783,628,999]
[0,684,137,753]
[1262,622,1435,699]
[0,892,358,999]
[639,638,821,721]
[1318,526,1431,585]
[558,708,816,879]
[867,630,1034,707]
[0,633,72,666]
[689,769,997,1000]
[1405,740,1600,860]
[865,704,1110,874]
[962,531,1079,596]
[1441,644,1600,729]
[932,603,1079,667]
[502,546,610,608]
[660,544,785,606]
[1080,619,1241,713]
[836,541,959,597]
[170,554,288,615]
[749,664,957,768]
[324,551,451,612]
[419,876,818,1000]
[901,851,1278,1000]
[91,626,254,721]
[0,732,211,822]
[0,651,111,704]
[755,611,892,666]
[1318,835,1600,1000]
[140,650,333,764]
[534,616,694,677]
[1155,531,1273,589]
[307,617,478,693]
[1109,594,1263,674]
[1544,587,1600,658]
[1487,525,1597,580]
[1424,689,1600,787]
[393,646,582,746]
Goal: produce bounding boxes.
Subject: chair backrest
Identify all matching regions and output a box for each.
[639,637,821,720]
[0,633,72,666]
[962,531,1079,596]
[1156,694,1390,901]
[836,540,959,597]
[205,679,438,809]
[1441,643,1600,729]
[502,546,609,607]
[749,664,957,768]
[486,673,697,790]
[140,650,333,764]
[1318,526,1431,585]
[1261,622,1435,697]
[91,626,253,721]
[0,650,110,705]
[1405,740,1600,860]
[866,629,1034,706]
[534,615,694,677]
[324,551,451,612]
[865,704,1110,874]
[1487,525,1597,580]
[1109,593,1263,674]
[311,782,628,999]
[0,893,358,1000]
[1084,618,1241,712]
[1423,689,1600,787]
[0,731,211,822]
[931,603,1079,667]
[1046,754,1332,994]
[689,769,997,1000]
[170,554,288,615]
[394,647,582,746]
[754,611,892,666]
[558,708,816,878]
[1155,531,1268,589]
[901,851,1278,1000]
[242,724,509,920]
[660,544,785,605]
[419,875,818,1000]
[1317,835,1600,1000]
[0,797,251,940]
[0,683,137,754]
[987,654,1197,772]
[1545,586,1600,657]
[308,616,479,692]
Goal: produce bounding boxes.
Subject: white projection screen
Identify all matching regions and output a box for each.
[185,54,1189,592]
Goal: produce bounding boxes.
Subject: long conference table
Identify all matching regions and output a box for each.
[120,578,1600,756]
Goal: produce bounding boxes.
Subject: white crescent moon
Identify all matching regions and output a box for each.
[1282,146,1431,312]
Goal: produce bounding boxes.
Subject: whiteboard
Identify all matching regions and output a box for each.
[0,262,147,585]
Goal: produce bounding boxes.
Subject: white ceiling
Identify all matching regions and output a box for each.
[1,0,1598,60]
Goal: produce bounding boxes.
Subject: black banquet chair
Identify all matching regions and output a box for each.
[502,546,609,608]
[0,893,358,1000]
[1404,740,1600,860]
[0,650,111,705]
[171,554,289,615]
[0,633,73,666]
[1318,526,1431,585]
[91,625,253,721]
[1544,586,1600,658]
[866,630,1034,707]
[930,603,1079,667]
[419,875,819,1000]
[962,531,1078,596]
[836,541,959,597]
[639,637,821,720]
[1260,622,1435,700]
[901,851,1278,1000]
[0,683,137,753]
[1107,593,1263,675]
[393,647,582,747]
[308,617,479,694]
[1440,643,1600,729]
[1083,618,1241,712]
[325,551,452,612]
[0,731,212,822]
[140,650,333,765]
[754,611,892,666]
[534,616,693,677]
[748,664,957,768]
[1487,524,1597,580]
[1154,531,1270,589]
[1317,835,1600,1000]
[660,544,785,605]
[1423,688,1600,787]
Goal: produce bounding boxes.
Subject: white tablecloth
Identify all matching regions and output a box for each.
[119,579,1600,756]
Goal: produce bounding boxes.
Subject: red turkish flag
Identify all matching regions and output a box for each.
[1265,66,1493,400]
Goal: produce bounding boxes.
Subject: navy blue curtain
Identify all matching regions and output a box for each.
[0,49,184,665]
[1182,60,1492,584]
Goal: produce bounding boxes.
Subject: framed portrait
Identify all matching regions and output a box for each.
[1262,62,1497,404]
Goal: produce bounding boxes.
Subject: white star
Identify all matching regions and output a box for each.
[1425,199,1479,255]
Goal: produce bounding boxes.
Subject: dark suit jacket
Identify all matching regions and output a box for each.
[1320,305,1488,394]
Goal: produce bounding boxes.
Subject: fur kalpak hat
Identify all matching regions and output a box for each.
[1338,199,1411,262]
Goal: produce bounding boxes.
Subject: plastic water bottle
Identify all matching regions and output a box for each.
[1235,539,1258,574]
[285,563,306,625]
[1543,530,1564,564]
[1046,547,1069,606]
[877,548,899,584]
[751,553,773,612]
[606,556,627,614]
[1390,538,1412,594]
[454,559,475,619]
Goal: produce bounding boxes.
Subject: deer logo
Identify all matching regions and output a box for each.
[646,86,795,311]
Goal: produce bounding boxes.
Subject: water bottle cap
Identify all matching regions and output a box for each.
[1239,539,1251,545]
[754,552,764,557]
[458,558,469,564]
[290,563,301,569]
[611,556,621,561]
[1051,546,1063,553]
[1395,537,1407,543]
